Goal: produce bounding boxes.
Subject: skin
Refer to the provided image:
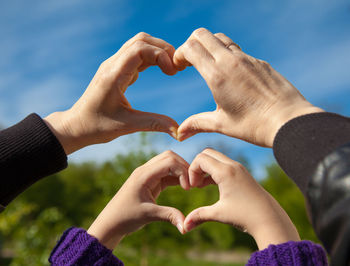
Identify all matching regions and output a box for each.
[185,148,300,250]
[88,149,300,251]
[87,150,190,250]
[44,32,179,155]
[174,28,324,147]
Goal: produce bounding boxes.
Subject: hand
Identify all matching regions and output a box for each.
[174,28,324,147]
[44,33,179,155]
[87,150,190,250]
[184,148,300,250]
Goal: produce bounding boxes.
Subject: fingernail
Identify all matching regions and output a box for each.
[177,223,184,234]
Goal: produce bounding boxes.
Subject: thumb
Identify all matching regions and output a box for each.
[184,205,217,232]
[151,205,186,234]
[177,111,219,141]
[127,109,179,139]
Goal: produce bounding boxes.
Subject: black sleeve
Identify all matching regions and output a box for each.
[273,112,350,265]
[0,113,67,209]
[308,143,350,266]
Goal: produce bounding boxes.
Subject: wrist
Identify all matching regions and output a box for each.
[44,111,87,155]
[87,225,125,251]
[250,220,300,250]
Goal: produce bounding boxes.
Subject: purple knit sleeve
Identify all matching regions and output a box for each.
[247,241,328,266]
[49,227,124,266]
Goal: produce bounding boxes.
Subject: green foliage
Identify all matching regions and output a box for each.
[0,135,320,265]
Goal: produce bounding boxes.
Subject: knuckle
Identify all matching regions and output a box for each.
[133,40,146,50]
[165,156,178,165]
[99,59,109,69]
[135,32,150,41]
[196,152,207,161]
[229,161,246,174]
[202,148,214,154]
[184,39,198,49]
[193,27,208,37]
[195,209,203,221]
[166,211,175,223]
[148,119,164,132]
[259,59,271,70]
[163,150,176,157]
[259,59,269,66]
[133,165,143,175]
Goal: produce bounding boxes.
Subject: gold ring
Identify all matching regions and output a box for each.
[227,42,241,51]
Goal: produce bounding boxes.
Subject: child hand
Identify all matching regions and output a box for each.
[87,151,189,250]
[184,148,300,250]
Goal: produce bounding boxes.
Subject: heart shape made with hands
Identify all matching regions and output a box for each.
[146,148,257,235]
[155,174,218,234]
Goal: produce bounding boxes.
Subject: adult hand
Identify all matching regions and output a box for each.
[44,33,179,155]
[87,150,189,250]
[184,148,300,250]
[174,28,324,147]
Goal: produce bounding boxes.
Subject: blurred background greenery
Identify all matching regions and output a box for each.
[0,134,319,266]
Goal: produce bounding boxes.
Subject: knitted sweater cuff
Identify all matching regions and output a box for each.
[0,113,67,206]
[49,227,124,266]
[273,112,350,195]
[247,240,328,265]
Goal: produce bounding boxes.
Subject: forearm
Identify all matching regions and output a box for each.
[0,114,67,208]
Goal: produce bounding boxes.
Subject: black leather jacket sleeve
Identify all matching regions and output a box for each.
[308,143,350,266]
[273,112,350,266]
[0,114,67,209]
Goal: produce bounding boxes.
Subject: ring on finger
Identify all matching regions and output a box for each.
[226,42,241,51]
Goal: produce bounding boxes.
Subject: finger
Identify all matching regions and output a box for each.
[214,33,242,52]
[138,49,177,75]
[145,150,189,169]
[201,148,234,164]
[190,28,231,58]
[160,176,181,190]
[197,176,216,188]
[189,152,223,187]
[126,108,179,139]
[141,150,190,190]
[151,175,181,199]
[150,205,186,234]
[173,39,215,73]
[115,32,176,63]
[117,41,177,77]
[177,111,219,141]
[183,205,217,232]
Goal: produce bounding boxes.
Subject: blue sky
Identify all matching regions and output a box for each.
[1,0,350,178]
